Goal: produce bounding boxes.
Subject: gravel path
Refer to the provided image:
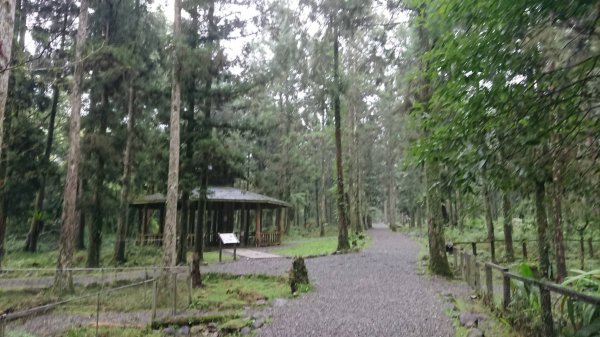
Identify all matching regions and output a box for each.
[5,229,468,337]
[205,228,468,337]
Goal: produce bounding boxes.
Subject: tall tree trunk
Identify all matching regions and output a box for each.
[0,110,12,269]
[177,191,189,265]
[0,0,16,164]
[55,0,88,292]
[76,178,85,250]
[332,19,349,251]
[319,107,327,237]
[535,181,551,279]
[87,91,108,268]
[552,164,567,282]
[425,162,452,276]
[484,184,496,262]
[25,0,58,252]
[25,83,59,252]
[114,84,136,263]
[502,192,514,262]
[163,0,181,269]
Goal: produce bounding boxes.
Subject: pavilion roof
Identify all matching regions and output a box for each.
[131,186,290,208]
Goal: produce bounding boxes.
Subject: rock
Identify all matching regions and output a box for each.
[253,318,264,329]
[163,326,176,336]
[178,325,190,336]
[467,328,484,337]
[240,327,252,335]
[190,325,204,335]
[207,322,218,332]
[459,312,486,328]
[273,298,288,307]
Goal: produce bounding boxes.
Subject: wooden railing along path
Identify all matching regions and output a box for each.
[453,248,600,337]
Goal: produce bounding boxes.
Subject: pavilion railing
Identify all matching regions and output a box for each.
[256,231,281,247]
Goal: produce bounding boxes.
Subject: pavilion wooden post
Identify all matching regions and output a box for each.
[137,207,143,245]
[159,205,165,245]
[189,202,196,247]
[277,208,285,245]
[255,205,262,247]
[244,207,250,246]
[142,205,149,244]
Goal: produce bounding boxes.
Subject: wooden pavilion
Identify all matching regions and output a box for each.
[130,187,290,248]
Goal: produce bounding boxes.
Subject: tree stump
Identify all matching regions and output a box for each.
[289,257,309,294]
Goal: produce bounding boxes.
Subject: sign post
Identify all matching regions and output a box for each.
[218,233,240,262]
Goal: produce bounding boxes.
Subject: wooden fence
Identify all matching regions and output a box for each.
[256,231,281,247]
[0,267,192,337]
[453,237,598,262]
[454,248,600,337]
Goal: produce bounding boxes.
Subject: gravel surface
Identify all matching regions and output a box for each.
[206,228,468,337]
[5,228,468,337]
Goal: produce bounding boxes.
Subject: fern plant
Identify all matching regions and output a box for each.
[557,269,600,337]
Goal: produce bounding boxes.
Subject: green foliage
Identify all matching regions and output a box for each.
[273,237,339,257]
[189,273,293,311]
[557,270,600,337]
[506,263,543,335]
[64,327,161,337]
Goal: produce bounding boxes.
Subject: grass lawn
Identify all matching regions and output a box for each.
[1,234,226,274]
[274,236,338,257]
[0,273,303,315]
[274,232,371,257]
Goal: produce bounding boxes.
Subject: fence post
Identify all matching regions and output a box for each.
[95,293,100,337]
[471,242,477,256]
[453,250,458,271]
[1,315,5,337]
[151,278,157,322]
[502,268,510,311]
[465,254,472,286]
[188,264,193,306]
[485,264,493,305]
[539,284,555,337]
[172,272,177,316]
[474,260,481,294]
[522,241,528,260]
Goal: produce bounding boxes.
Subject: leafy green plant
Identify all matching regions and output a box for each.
[556,269,600,337]
[506,263,543,336]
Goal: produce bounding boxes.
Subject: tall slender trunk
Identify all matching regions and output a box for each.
[425,162,451,276]
[76,178,85,250]
[535,181,551,279]
[25,84,59,252]
[0,110,13,269]
[177,191,189,265]
[552,164,567,282]
[26,0,64,252]
[0,0,17,164]
[319,107,327,237]
[163,0,181,269]
[87,90,108,268]
[484,184,496,262]
[332,19,349,251]
[502,192,514,262]
[55,0,88,292]
[114,84,136,263]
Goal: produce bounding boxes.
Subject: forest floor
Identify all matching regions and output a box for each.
[3,228,520,337]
